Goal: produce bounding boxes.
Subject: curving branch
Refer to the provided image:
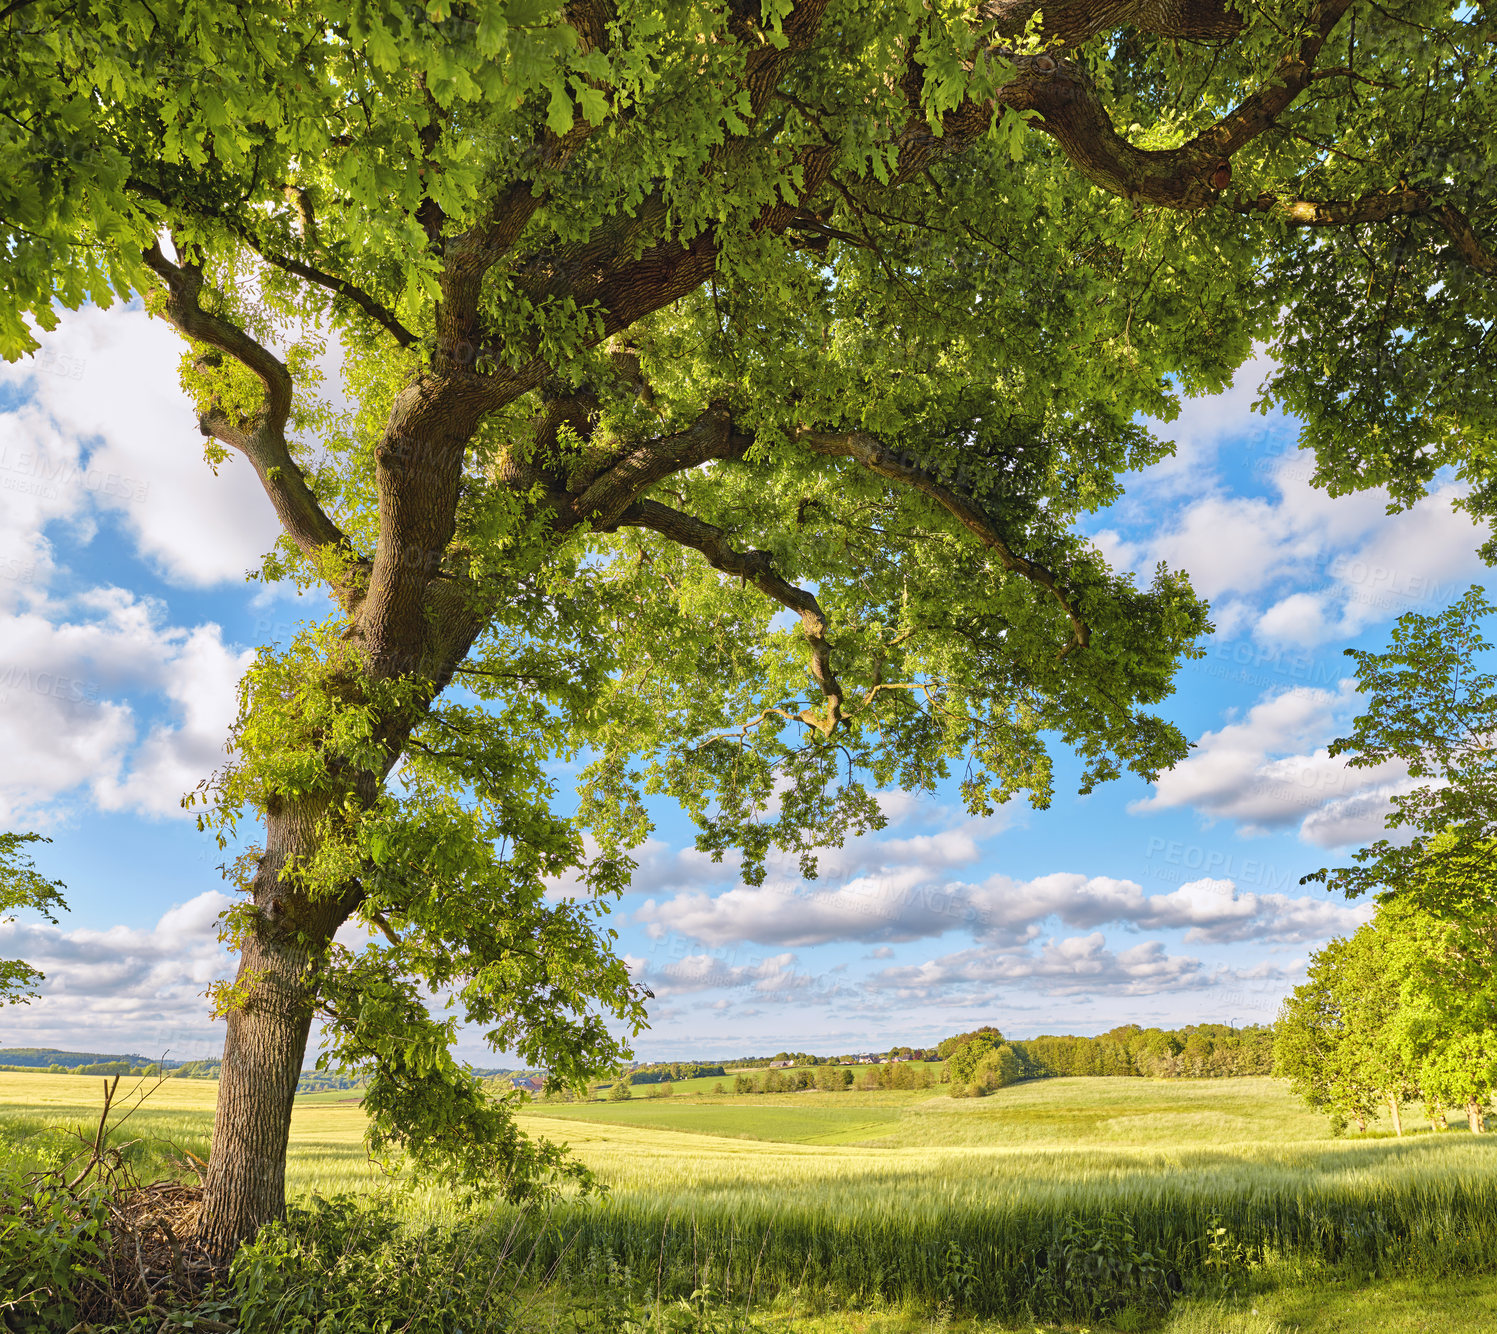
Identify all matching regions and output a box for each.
[796,429,1090,657]
[612,498,846,735]
[979,0,1243,45]
[1230,188,1495,273]
[142,242,362,598]
[987,0,1356,210]
[244,241,418,348]
[127,177,418,347]
[567,402,755,530]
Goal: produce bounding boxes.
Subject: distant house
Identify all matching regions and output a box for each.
[510,1074,546,1093]
[769,1059,794,1069]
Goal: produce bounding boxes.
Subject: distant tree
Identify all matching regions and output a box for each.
[944,1032,1002,1092]
[1276,935,1390,1134]
[712,1082,726,1096]
[1277,899,1496,1135]
[973,1045,1025,1094]
[936,1028,1004,1062]
[733,1074,758,1096]
[607,1074,633,1102]
[0,834,67,1006]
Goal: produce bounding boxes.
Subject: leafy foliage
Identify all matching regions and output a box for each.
[0,834,68,1005]
[1311,587,1497,918]
[1275,897,1497,1134]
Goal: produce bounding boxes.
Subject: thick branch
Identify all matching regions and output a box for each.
[1230,188,1495,273]
[980,0,1242,45]
[994,0,1355,209]
[567,403,754,530]
[797,429,1090,656]
[141,242,359,585]
[614,498,845,735]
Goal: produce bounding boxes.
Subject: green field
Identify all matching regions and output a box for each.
[3,1072,1495,1330]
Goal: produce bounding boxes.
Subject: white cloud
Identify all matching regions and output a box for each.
[966,872,1367,945]
[1108,445,1487,647]
[636,848,1366,951]
[0,590,249,825]
[1257,591,1330,645]
[0,891,233,1056]
[630,950,823,1002]
[866,934,1213,1000]
[0,304,283,587]
[1137,351,1286,494]
[1130,681,1410,845]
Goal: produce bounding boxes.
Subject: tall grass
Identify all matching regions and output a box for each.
[3,1071,1494,1319]
[496,1125,1497,1314]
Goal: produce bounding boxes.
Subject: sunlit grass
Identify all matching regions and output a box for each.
[4,1070,1495,1320]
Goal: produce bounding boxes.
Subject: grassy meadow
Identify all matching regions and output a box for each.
[3,1071,1495,1330]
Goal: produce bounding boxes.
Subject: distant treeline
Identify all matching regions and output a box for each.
[628,1062,726,1084]
[937,1024,1274,1096]
[0,1048,145,1068]
[728,1047,924,1068]
[0,1049,218,1078]
[731,1062,937,1094]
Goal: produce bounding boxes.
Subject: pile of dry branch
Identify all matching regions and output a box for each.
[6,1076,230,1331]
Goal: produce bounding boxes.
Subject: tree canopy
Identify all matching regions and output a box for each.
[3,0,1493,1250]
[1275,896,1497,1134]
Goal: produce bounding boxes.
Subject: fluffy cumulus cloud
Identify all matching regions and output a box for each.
[634,829,1366,952]
[625,949,825,1003]
[866,935,1214,1001]
[1101,445,1486,648]
[966,872,1368,945]
[0,304,283,586]
[0,306,276,826]
[0,891,233,1055]
[1130,680,1412,846]
[0,589,250,825]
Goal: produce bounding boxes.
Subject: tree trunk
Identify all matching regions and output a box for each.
[196,798,357,1257]
[1468,1099,1487,1134]
[1387,1093,1402,1137]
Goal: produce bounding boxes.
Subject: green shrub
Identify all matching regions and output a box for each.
[228,1193,521,1334]
[0,1170,110,1330]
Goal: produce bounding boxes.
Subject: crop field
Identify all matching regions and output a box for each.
[3,1072,1496,1329]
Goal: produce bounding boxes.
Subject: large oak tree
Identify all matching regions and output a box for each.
[3,0,1492,1252]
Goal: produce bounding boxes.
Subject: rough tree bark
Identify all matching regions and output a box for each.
[198,798,353,1255]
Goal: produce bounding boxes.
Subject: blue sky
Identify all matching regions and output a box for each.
[0,304,1488,1065]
